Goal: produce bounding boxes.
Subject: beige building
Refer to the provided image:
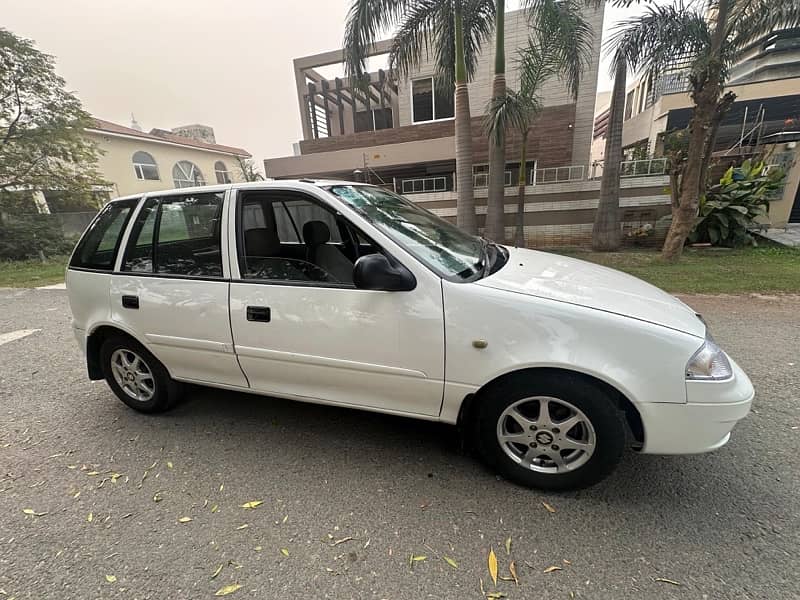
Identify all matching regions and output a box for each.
[592,28,800,227]
[86,119,251,198]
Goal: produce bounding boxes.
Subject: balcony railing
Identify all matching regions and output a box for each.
[620,158,667,177]
[532,165,585,184]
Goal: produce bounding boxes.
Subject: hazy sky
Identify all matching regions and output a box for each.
[4,1,639,166]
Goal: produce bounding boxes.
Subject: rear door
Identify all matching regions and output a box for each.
[110,190,247,387]
[228,188,445,417]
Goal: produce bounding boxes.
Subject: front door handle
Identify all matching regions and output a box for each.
[246,306,271,322]
[121,295,139,309]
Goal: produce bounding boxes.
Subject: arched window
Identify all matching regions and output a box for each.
[214,160,231,184]
[132,151,159,181]
[172,161,206,188]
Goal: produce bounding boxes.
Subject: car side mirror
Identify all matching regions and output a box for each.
[353,253,416,291]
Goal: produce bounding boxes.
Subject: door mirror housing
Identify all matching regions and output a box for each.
[353,254,416,291]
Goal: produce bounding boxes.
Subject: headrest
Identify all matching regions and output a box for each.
[303,220,331,247]
[245,227,280,257]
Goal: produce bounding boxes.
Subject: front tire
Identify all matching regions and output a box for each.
[475,372,626,491]
[100,335,181,413]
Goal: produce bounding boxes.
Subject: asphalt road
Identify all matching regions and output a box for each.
[0,289,798,600]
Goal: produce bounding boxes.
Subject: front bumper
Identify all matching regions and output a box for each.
[638,357,754,455]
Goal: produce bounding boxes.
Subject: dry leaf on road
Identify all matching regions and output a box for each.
[211,564,223,579]
[543,565,562,573]
[443,556,458,569]
[542,501,556,513]
[488,548,498,586]
[214,583,242,596]
[240,501,263,509]
[654,577,681,586]
[505,536,512,555]
[105,575,116,583]
[177,516,192,523]
[509,561,519,585]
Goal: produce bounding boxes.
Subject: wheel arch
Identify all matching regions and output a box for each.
[85,324,157,380]
[457,367,644,448]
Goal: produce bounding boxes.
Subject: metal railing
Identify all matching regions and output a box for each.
[532,165,585,184]
[620,158,667,178]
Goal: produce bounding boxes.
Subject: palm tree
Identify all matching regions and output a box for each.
[343,0,495,235]
[485,12,583,246]
[609,0,800,261]
[484,0,593,242]
[591,54,626,251]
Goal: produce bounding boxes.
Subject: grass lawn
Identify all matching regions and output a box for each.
[0,247,797,294]
[554,246,800,294]
[0,255,69,288]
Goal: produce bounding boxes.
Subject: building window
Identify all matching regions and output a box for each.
[215,161,231,184]
[411,77,454,123]
[355,107,394,132]
[172,160,206,188]
[401,176,446,194]
[132,151,159,181]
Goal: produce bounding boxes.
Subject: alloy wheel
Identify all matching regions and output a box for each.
[110,348,155,402]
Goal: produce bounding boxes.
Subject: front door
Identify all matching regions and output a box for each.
[110,191,247,388]
[228,189,445,417]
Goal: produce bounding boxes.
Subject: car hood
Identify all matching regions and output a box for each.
[477,247,705,337]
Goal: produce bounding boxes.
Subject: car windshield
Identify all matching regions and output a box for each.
[327,185,488,280]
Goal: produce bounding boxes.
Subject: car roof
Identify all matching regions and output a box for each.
[106,180,372,204]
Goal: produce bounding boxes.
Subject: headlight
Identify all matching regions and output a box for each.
[685,337,733,380]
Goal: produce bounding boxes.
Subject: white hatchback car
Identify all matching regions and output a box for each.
[66,180,754,490]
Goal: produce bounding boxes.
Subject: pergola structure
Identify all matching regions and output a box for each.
[293,41,400,141]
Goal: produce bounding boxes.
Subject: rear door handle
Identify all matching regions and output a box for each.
[122,295,139,309]
[246,306,271,322]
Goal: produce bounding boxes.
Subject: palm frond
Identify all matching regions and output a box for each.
[484,89,540,145]
[728,0,800,58]
[607,1,712,86]
[388,0,446,81]
[343,0,416,80]
[524,0,594,99]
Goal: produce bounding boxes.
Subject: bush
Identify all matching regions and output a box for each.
[0,215,74,260]
[689,159,785,247]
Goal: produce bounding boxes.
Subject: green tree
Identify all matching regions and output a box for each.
[609,1,800,261]
[343,0,495,235]
[484,0,593,242]
[485,12,580,246]
[0,29,103,201]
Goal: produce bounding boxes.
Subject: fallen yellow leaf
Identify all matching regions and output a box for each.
[177,516,192,523]
[280,548,289,557]
[654,577,680,586]
[105,575,116,583]
[543,565,562,573]
[153,492,163,503]
[254,546,262,552]
[87,513,93,523]
[214,583,242,596]
[509,561,519,585]
[166,461,173,469]
[22,508,46,516]
[211,505,219,513]
[86,471,100,476]
[211,564,223,579]
[236,524,249,530]
[542,501,556,513]
[488,547,498,586]
[443,556,458,569]
[505,536,512,555]
[240,501,263,509]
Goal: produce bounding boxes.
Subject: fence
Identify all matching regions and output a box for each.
[532,165,585,184]
[620,158,667,178]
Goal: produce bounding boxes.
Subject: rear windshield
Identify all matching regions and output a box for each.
[69,199,138,270]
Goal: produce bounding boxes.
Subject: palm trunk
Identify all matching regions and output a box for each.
[661,0,731,262]
[454,5,476,234]
[515,129,528,247]
[592,57,626,251]
[486,0,506,242]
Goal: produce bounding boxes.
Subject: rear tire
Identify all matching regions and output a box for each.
[100,335,181,413]
[474,372,626,491]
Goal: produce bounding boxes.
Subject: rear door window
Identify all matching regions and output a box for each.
[69,199,138,270]
[122,192,224,278]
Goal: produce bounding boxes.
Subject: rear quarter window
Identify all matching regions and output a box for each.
[69,199,138,270]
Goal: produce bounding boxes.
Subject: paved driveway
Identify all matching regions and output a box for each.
[0,289,798,599]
